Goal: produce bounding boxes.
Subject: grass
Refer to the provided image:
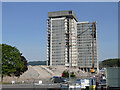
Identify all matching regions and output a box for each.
[0,82,10,84]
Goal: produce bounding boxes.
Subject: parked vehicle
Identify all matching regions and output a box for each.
[81,79,90,88]
[50,76,67,83]
[98,79,106,86]
[76,79,81,84]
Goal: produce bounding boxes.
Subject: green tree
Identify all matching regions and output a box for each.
[13,55,28,77]
[70,72,76,77]
[1,44,26,81]
[101,58,120,68]
[62,71,69,77]
[62,71,76,78]
[0,44,2,81]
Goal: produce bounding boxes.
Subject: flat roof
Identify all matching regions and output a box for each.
[48,10,78,21]
[77,21,89,24]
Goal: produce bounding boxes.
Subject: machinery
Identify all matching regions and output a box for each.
[90,21,96,73]
[77,21,97,73]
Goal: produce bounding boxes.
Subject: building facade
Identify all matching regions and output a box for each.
[77,21,98,72]
[47,10,78,66]
[47,10,98,71]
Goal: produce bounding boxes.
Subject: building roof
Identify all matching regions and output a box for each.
[48,10,78,21]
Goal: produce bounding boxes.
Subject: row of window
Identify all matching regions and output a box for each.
[52,64,65,65]
[78,52,97,56]
[77,40,92,42]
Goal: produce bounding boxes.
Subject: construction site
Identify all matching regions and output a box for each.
[1,65,91,83]
[1,10,98,86]
[2,10,119,90]
[47,10,98,73]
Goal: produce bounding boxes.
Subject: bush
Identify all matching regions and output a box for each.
[62,71,69,77]
[62,71,76,77]
[70,72,76,77]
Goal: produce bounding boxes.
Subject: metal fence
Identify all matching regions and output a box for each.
[106,67,120,87]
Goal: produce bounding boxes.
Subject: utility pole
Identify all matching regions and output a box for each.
[68,19,73,81]
[66,19,71,81]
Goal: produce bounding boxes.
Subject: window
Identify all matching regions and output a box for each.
[69,11,72,14]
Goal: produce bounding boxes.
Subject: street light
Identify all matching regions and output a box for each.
[68,43,74,81]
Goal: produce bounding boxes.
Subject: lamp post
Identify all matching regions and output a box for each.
[68,44,74,81]
[68,33,72,81]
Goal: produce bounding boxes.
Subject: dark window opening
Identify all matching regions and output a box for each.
[69,11,72,14]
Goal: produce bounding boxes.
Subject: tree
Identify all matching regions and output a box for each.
[0,44,2,81]
[70,72,76,77]
[62,71,69,77]
[20,55,28,72]
[62,71,76,78]
[13,55,28,77]
[1,44,27,81]
[101,58,120,68]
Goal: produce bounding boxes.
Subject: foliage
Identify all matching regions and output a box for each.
[101,58,120,68]
[70,72,76,77]
[13,55,28,77]
[28,61,46,66]
[62,71,69,77]
[21,56,28,72]
[1,44,27,78]
[62,71,76,78]
[0,44,2,77]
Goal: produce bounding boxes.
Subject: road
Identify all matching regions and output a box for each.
[1,83,112,90]
[1,83,84,90]
[2,84,63,90]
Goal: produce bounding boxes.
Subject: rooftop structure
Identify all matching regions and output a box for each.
[48,10,78,21]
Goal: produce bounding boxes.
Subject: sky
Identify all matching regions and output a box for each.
[2,2,118,62]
